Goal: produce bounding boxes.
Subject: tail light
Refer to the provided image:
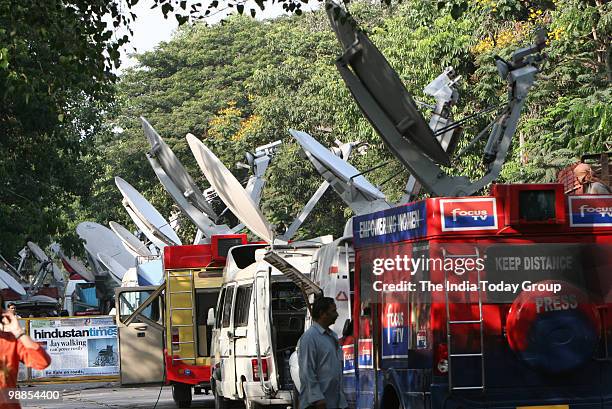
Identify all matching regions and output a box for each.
[171,327,179,351]
[251,358,269,381]
[434,342,449,375]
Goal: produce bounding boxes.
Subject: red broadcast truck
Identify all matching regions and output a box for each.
[162,234,249,408]
[342,183,612,408]
[117,234,248,408]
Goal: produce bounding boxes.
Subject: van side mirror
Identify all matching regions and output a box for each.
[207,308,216,326]
[342,319,353,337]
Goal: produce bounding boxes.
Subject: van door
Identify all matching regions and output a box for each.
[219,285,237,397]
[231,284,253,394]
[254,268,278,393]
[116,286,164,385]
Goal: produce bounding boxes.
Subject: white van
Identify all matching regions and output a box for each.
[209,244,323,409]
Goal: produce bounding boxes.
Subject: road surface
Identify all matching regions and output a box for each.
[19,382,214,409]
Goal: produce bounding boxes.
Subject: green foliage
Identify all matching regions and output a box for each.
[0,0,127,257]
[102,0,610,243]
[3,0,610,256]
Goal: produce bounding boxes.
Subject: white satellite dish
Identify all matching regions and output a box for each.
[62,256,95,282]
[123,207,164,251]
[0,278,8,290]
[27,295,58,303]
[146,155,231,238]
[0,268,26,296]
[26,242,49,263]
[187,134,276,244]
[49,243,95,282]
[121,267,139,287]
[115,177,182,247]
[26,242,64,283]
[137,259,164,286]
[142,117,218,219]
[109,221,154,258]
[76,222,136,273]
[97,252,127,284]
[290,130,386,201]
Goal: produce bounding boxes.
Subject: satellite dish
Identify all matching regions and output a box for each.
[146,155,231,238]
[50,263,64,283]
[61,256,95,282]
[187,134,275,244]
[97,252,128,284]
[26,242,49,263]
[82,248,105,277]
[121,267,139,287]
[123,207,164,251]
[137,259,163,286]
[109,221,154,258]
[114,176,182,247]
[49,242,95,282]
[76,222,136,273]
[28,295,58,303]
[326,1,450,166]
[0,268,26,296]
[26,242,64,282]
[141,117,218,219]
[0,278,8,290]
[291,130,386,201]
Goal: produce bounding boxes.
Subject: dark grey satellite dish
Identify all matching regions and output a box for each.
[326,1,450,167]
[141,117,218,220]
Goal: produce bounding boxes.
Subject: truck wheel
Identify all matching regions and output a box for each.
[172,383,192,408]
[382,387,403,409]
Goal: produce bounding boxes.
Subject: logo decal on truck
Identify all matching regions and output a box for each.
[381,303,409,359]
[358,339,373,369]
[353,201,427,247]
[440,198,498,231]
[569,196,612,227]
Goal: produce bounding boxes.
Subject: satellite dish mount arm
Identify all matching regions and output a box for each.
[337,33,545,197]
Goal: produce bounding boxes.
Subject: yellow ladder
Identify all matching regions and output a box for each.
[167,269,197,364]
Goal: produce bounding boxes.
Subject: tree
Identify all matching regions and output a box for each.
[0,0,131,257]
[106,2,485,241]
[3,0,608,256]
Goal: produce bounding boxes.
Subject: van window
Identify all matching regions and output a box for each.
[233,285,252,327]
[271,282,306,311]
[118,290,160,323]
[222,286,235,328]
[216,288,226,328]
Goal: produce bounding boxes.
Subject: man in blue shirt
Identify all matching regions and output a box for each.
[298,297,348,409]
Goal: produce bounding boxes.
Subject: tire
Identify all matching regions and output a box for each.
[382,387,402,409]
[172,383,193,408]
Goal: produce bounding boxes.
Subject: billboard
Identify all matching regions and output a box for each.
[29,316,119,379]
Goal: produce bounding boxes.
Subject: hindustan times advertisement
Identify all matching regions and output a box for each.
[29,317,119,379]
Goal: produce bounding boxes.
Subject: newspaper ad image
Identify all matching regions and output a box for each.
[29,316,119,378]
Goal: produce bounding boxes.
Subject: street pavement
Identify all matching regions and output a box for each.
[19,382,214,408]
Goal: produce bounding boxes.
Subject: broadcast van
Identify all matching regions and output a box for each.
[209,242,327,409]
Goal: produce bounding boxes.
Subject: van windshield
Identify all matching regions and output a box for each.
[271,281,306,311]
